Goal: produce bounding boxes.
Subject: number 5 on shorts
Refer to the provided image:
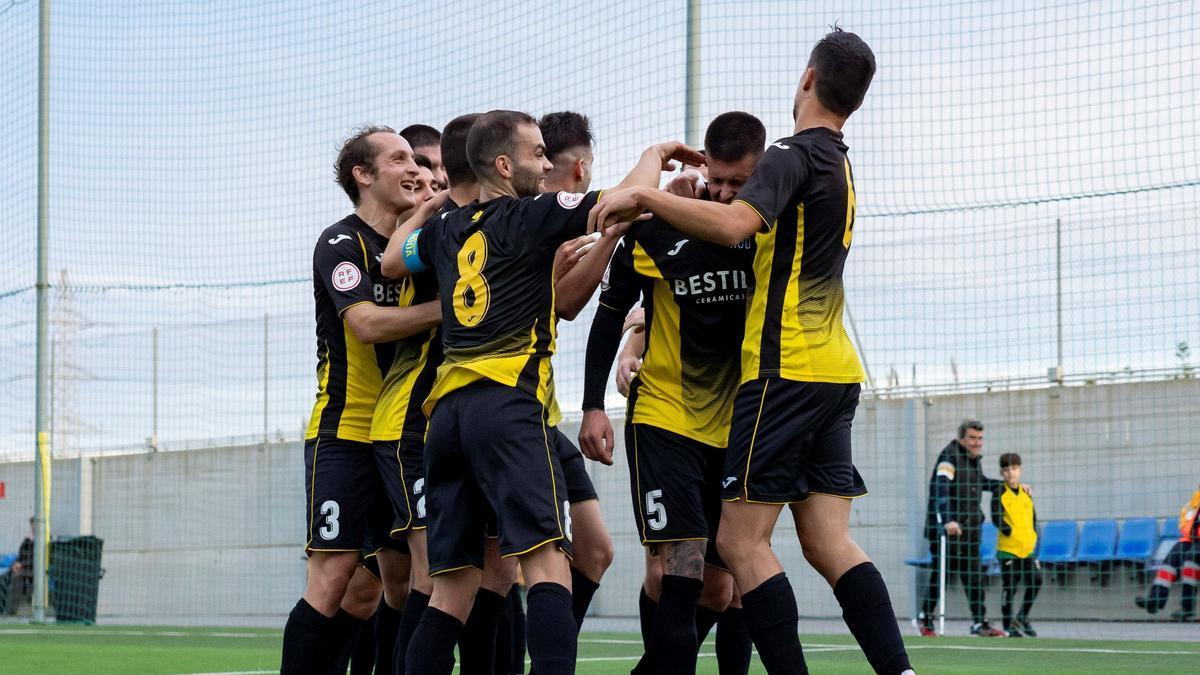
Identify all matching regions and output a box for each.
[645,489,667,531]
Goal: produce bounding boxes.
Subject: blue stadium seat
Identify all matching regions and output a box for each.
[1037,520,1078,564]
[1114,518,1158,562]
[980,521,1000,575]
[1074,519,1119,562]
[1151,536,1177,568]
[904,550,933,567]
[980,521,998,561]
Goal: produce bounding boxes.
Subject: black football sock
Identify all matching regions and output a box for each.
[495,590,515,675]
[715,607,753,675]
[834,562,911,675]
[394,589,430,674]
[741,574,807,675]
[652,575,703,674]
[525,582,577,675]
[350,614,377,675]
[511,588,527,672]
[281,598,345,674]
[570,566,601,632]
[459,588,507,675]
[374,596,403,675]
[631,586,657,675]
[405,606,463,675]
[695,605,720,645]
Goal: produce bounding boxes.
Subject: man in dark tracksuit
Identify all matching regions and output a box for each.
[917,418,1006,637]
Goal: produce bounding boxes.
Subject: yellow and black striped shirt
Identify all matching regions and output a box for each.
[307,214,400,442]
[414,191,601,419]
[590,219,754,447]
[734,129,864,385]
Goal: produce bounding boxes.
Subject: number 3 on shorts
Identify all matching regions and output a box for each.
[645,489,667,531]
[318,499,340,540]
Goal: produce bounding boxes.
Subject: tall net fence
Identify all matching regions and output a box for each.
[1,0,1198,642]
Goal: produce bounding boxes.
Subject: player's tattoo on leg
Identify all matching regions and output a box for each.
[662,540,706,580]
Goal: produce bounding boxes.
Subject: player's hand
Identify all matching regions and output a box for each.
[654,141,706,173]
[579,409,615,466]
[664,168,706,199]
[615,351,641,397]
[944,521,963,537]
[10,561,21,573]
[1021,484,1032,496]
[553,233,599,284]
[588,187,647,235]
[622,307,645,335]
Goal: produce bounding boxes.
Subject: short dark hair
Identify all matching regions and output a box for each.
[334,125,396,206]
[539,111,593,159]
[999,453,1022,469]
[704,111,766,163]
[957,417,984,439]
[441,113,481,187]
[414,154,433,172]
[808,26,876,117]
[467,110,538,182]
[399,123,441,150]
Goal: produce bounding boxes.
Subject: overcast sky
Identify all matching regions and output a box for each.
[0,0,1196,456]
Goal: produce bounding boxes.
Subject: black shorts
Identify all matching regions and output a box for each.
[626,423,727,570]
[304,437,394,552]
[423,383,571,575]
[373,437,427,534]
[722,379,866,504]
[553,427,599,504]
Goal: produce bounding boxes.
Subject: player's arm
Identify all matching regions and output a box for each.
[588,186,759,247]
[934,459,959,536]
[611,141,707,192]
[342,300,441,345]
[990,490,1010,535]
[380,191,449,278]
[579,239,640,465]
[591,140,808,246]
[614,318,645,397]
[555,230,622,320]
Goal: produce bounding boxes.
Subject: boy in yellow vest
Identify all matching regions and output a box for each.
[991,452,1042,637]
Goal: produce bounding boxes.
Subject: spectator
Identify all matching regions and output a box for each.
[1136,484,1200,621]
[917,418,1006,637]
[5,517,34,616]
[992,453,1042,637]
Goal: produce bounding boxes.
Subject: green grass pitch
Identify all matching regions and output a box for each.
[0,625,1197,673]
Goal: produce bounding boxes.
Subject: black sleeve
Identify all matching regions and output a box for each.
[932,454,956,526]
[733,139,811,231]
[991,490,1010,535]
[522,190,603,246]
[581,237,641,410]
[314,231,377,313]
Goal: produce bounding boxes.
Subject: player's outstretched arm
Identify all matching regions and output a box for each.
[589,187,761,247]
[342,300,441,345]
[381,190,450,278]
[612,141,706,193]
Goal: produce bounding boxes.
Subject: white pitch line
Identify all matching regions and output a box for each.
[900,643,1200,656]
[0,628,266,638]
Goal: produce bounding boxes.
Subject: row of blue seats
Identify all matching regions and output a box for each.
[904,517,1177,568]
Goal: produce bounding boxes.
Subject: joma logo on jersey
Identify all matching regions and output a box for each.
[671,270,748,298]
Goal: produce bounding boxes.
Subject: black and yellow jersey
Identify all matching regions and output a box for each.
[368,270,440,442]
[413,190,601,419]
[368,202,462,443]
[583,217,754,447]
[307,214,400,442]
[993,484,1038,558]
[733,128,864,385]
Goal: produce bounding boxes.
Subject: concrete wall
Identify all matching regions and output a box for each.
[1,377,1196,625]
